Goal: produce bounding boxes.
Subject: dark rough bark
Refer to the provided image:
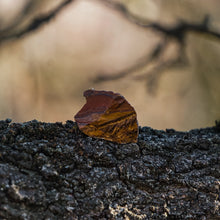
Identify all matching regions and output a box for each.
[0,119,219,220]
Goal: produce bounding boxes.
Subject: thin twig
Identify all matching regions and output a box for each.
[94,39,169,83]
[97,0,152,28]
[148,16,220,42]
[94,0,220,91]
[99,1,220,41]
[0,0,35,34]
[0,0,75,44]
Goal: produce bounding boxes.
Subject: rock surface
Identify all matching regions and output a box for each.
[0,119,220,219]
[74,90,138,144]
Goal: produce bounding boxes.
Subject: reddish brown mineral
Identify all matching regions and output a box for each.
[74,89,138,144]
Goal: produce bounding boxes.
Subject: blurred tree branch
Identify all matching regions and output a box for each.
[0,0,74,44]
[1,0,219,96]
[100,0,220,40]
[94,0,220,93]
[0,0,34,34]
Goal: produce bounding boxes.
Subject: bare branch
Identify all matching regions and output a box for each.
[0,0,35,34]
[99,1,220,41]
[131,42,188,94]
[97,0,152,28]
[144,55,187,94]
[94,1,220,94]
[148,16,220,42]
[94,39,169,83]
[0,0,75,44]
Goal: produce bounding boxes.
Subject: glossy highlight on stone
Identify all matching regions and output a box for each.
[74,89,138,144]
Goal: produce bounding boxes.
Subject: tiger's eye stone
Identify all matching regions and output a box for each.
[74,89,138,144]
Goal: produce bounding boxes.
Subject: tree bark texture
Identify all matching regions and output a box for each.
[0,119,219,219]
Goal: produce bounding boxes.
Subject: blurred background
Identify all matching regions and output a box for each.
[0,0,219,130]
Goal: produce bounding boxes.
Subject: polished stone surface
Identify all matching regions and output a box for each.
[74,89,138,144]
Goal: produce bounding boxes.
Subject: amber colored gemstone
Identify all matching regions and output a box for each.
[74,89,138,144]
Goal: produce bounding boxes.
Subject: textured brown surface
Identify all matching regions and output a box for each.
[74,89,138,144]
[0,119,219,219]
